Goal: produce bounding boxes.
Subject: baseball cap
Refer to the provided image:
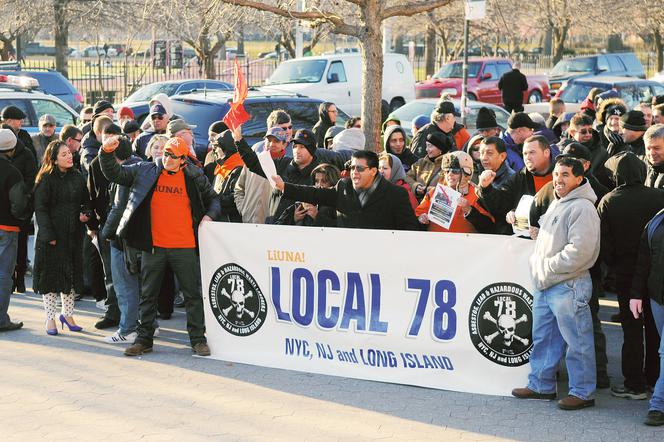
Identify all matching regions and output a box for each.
[0,128,17,151]
[39,114,56,127]
[560,142,592,162]
[264,126,288,142]
[149,104,167,117]
[166,119,197,138]
[163,137,190,158]
[436,101,461,117]
[508,112,539,130]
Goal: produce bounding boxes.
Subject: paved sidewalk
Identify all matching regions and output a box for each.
[0,286,662,441]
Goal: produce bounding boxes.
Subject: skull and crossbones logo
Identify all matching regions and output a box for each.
[483,311,529,347]
[221,287,255,321]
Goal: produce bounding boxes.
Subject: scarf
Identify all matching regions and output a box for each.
[213,152,245,180]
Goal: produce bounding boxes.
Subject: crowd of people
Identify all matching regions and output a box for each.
[1,87,664,425]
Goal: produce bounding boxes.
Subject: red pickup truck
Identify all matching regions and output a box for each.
[415,58,550,105]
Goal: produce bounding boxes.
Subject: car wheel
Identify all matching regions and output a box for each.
[389,97,405,112]
[528,91,542,104]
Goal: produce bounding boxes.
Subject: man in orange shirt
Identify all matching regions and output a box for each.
[100,136,221,357]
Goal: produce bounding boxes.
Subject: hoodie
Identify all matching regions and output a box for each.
[383,125,417,170]
[312,102,335,149]
[530,179,600,291]
[383,153,418,211]
[598,152,664,284]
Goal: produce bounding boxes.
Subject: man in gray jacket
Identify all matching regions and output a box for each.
[512,156,600,410]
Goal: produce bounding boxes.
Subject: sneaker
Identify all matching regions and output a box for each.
[124,342,153,357]
[610,385,647,400]
[645,410,664,426]
[104,330,138,344]
[192,342,211,356]
[558,395,595,410]
[95,317,119,330]
[96,300,108,312]
[174,292,185,308]
[511,387,556,400]
[153,327,160,338]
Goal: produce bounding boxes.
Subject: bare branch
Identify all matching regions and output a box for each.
[382,0,453,19]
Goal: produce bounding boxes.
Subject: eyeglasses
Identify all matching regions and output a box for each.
[151,114,165,120]
[577,129,592,135]
[163,151,183,160]
[73,137,83,143]
[349,164,371,172]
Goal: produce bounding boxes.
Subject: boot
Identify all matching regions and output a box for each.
[13,271,26,293]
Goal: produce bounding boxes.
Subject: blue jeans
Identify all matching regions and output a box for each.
[527,274,596,400]
[0,230,19,327]
[650,299,664,412]
[110,246,139,335]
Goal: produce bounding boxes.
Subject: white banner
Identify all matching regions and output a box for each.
[465,0,486,21]
[200,223,536,396]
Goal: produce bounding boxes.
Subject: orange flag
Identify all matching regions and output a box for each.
[223,59,251,130]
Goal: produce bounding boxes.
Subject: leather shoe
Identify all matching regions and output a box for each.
[645,410,664,426]
[0,321,23,332]
[95,317,119,330]
[558,395,595,410]
[511,387,556,400]
[192,342,211,356]
[124,342,153,356]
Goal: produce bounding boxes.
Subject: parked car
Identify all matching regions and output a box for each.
[547,53,645,95]
[22,42,56,57]
[224,48,246,60]
[387,98,511,138]
[120,79,234,124]
[169,90,351,159]
[261,53,415,115]
[0,78,78,136]
[0,65,84,111]
[416,58,550,105]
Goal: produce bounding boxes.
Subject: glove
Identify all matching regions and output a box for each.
[606,131,626,157]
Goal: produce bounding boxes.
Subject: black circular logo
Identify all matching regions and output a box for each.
[468,282,533,367]
[209,263,267,336]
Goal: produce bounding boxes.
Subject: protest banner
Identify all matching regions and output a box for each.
[199,223,535,396]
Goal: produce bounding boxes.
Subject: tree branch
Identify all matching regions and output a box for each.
[382,0,452,19]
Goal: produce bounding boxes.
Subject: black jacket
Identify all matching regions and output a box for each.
[204,160,244,223]
[631,209,664,305]
[645,161,664,189]
[87,155,111,230]
[0,156,30,227]
[410,122,462,159]
[498,69,528,104]
[101,155,141,247]
[33,168,91,295]
[80,131,101,180]
[598,152,664,284]
[8,136,37,190]
[275,202,337,227]
[312,103,334,149]
[99,149,221,252]
[283,176,419,230]
[477,162,554,235]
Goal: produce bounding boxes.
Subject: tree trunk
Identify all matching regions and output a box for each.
[552,25,568,65]
[0,37,15,61]
[359,2,384,151]
[655,31,663,74]
[424,19,436,78]
[54,0,69,78]
[237,30,245,54]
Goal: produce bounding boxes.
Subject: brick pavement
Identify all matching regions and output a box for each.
[0,284,662,441]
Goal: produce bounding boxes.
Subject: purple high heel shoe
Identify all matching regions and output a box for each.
[46,320,58,336]
[59,314,83,332]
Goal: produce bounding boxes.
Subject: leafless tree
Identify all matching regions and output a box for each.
[0,0,46,61]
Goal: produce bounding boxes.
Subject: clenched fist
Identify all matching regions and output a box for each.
[479,170,496,188]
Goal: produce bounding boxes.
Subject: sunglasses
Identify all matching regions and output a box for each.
[349,164,371,172]
[163,151,183,160]
[443,168,471,176]
[151,114,165,120]
[577,129,592,135]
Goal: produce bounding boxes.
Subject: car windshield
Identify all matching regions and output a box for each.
[266,60,328,85]
[390,101,438,123]
[125,83,180,102]
[433,62,482,79]
[551,58,596,75]
[559,83,605,103]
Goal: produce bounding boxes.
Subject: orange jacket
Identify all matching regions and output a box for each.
[415,183,494,233]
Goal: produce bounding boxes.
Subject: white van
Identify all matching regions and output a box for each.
[260,53,415,116]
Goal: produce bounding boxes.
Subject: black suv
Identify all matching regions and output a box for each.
[170,91,350,158]
[548,53,645,95]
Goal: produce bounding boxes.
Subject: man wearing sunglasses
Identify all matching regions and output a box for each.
[272,150,418,231]
[133,103,170,160]
[562,114,610,188]
[100,136,221,357]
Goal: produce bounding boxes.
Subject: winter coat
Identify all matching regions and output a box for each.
[498,69,528,104]
[477,162,554,234]
[559,130,611,188]
[99,149,221,252]
[87,155,111,230]
[410,122,470,159]
[234,165,271,224]
[0,156,30,228]
[101,156,141,248]
[80,130,101,180]
[530,179,600,291]
[631,208,664,305]
[205,159,244,223]
[312,102,335,149]
[31,133,57,166]
[607,133,645,159]
[33,168,91,295]
[500,132,525,171]
[8,136,37,190]
[492,160,516,189]
[283,176,420,231]
[598,152,664,285]
[415,182,494,233]
[274,202,338,227]
[645,161,664,189]
[405,155,444,197]
[133,129,161,160]
[384,125,418,170]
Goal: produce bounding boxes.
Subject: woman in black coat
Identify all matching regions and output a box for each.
[312,102,337,149]
[33,140,91,335]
